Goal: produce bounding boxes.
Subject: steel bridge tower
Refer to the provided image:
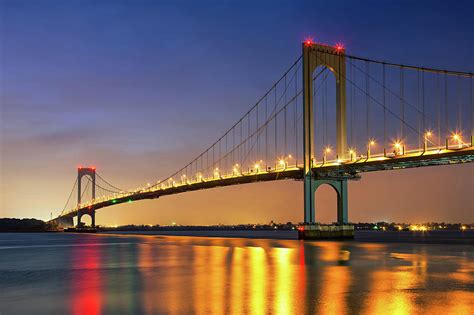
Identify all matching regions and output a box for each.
[303,42,349,224]
[77,167,96,227]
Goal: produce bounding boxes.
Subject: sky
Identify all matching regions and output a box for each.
[1,0,473,225]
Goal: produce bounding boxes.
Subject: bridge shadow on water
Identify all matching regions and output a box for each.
[0,232,472,314]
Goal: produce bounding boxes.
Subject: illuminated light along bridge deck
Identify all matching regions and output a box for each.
[58,145,473,219]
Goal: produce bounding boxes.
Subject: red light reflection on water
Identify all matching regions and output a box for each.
[71,244,102,315]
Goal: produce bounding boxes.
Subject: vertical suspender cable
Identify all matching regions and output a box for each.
[366,61,370,140]
[351,59,355,149]
[232,128,235,166]
[471,75,473,140]
[284,74,287,156]
[295,64,298,165]
[422,71,425,133]
[247,114,250,164]
[383,63,386,149]
[256,101,259,159]
[274,85,277,159]
[417,70,421,149]
[313,68,318,147]
[265,96,268,165]
[349,59,354,148]
[225,133,228,173]
[240,121,243,168]
[400,67,405,138]
[324,69,327,146]
[445,73,448,137]
[437,74,441,147]
[457,76,462,131]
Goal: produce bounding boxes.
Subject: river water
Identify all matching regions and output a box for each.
[0,232,472,314]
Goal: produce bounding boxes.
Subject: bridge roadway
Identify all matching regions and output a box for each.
[57,146,474,220]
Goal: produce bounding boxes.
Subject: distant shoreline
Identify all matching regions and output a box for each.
[97,229,474,245]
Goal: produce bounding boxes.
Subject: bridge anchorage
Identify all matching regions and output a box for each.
[51,39,474,237]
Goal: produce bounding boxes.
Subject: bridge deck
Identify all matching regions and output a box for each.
[56,146,473,219]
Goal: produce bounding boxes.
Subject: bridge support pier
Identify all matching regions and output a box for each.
[305,177,349,224]
[77,209,96,228]
[300,178,353,240]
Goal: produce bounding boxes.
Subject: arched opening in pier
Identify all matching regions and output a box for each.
[78,214,93,227]
[314,183,339,224]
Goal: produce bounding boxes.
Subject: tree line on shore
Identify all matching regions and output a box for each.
[0,218,55,232]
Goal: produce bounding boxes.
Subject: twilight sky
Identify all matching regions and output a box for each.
[1,0,473,224]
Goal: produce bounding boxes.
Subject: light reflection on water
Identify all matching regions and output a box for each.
[0,233,472,314]
[72,244,101,315]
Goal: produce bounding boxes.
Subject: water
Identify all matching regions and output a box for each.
[0,232,472,314]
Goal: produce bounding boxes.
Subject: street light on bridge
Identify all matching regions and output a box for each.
[348,148,356,162]
[393,140,404,156]
[254,162,261,173]
[452,132,463,148]
[232,164,240,176]
[323,146,331,164]
[287,154,295,167]
[278,159,287,170]
[424,130,433,152]
[367,139,376,159]
[213,167,220,179]
[196,173,203,182]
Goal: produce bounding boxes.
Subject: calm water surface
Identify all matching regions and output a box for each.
[0,232,472,314]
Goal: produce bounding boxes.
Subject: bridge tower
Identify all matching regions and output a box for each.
[77,166,96,227]
[303,42,348,224]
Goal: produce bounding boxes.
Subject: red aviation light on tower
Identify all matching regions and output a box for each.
[304,36,314,47]
[335,43,345,53]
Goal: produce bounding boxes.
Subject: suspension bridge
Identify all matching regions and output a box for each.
[51,40,474,229]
